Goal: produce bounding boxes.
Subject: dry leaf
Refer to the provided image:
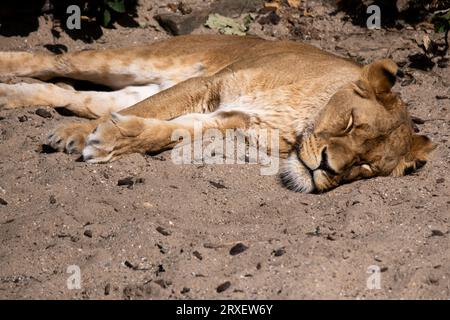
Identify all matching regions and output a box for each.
[423,34,431,51]
[287,0,301,8]
[264,1,280,12]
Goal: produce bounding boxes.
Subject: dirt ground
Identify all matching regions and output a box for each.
[0,0,450,299]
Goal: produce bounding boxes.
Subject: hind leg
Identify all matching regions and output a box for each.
[0,43,209,119]
[0,52,55,80]
[0,44,207,89]
[0,82,161,118]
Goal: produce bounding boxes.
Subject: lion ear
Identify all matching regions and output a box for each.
[407,134,436,163]
[361,59,398,94]
[352,79,374,98]
[392,134,436,176]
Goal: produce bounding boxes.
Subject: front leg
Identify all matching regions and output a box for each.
[81,111,249,163]
[46,76,223,155]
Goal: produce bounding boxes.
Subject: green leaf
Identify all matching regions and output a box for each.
[205,14,247,36]
[432,10,450,33]
[437,24,447,33]
[106,0,126,13]
[243,14,255,30]
[103,9,111,26]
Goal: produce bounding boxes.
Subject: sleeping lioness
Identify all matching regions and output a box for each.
[0,35,435,192]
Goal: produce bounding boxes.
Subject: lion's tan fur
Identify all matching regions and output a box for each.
[0,35,435,192]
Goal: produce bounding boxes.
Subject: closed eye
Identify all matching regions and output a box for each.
[88,139,100,145]
[343,112,353,133]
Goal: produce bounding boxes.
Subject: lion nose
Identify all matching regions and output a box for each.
[317,147,337,175]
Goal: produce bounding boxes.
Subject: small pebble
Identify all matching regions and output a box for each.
[35,108,52,118]
[143,202,153,208]
[124,260,136,269]
[326,234,336,241]
[229,243,248,256]
[83,230,93,238]
[104,283,111,295]
[193,250,203,260]
[49,195,56,204]
[431,230,445,237]
[428,275,439,284]
[209,180,227,189]
[18,115,28,122]
[117,177,134,187]
[216,281,231,293]
[117,176,144,188]
[181,287,190,294]
[156,226,171,236]
[156,243,169,254]
[154,279,171,288]
[0,198,7,206]
[157,264,165,274]
[272,248,285,257]
[203,242,222,249]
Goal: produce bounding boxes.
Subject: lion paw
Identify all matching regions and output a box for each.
[47,122,97,154]
[81,113,149,163]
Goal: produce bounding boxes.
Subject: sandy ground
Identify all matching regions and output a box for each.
[0,0,450,299]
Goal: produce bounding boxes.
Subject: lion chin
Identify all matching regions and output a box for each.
[280,152,315,193]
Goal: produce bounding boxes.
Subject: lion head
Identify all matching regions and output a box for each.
[281,59,436,193]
